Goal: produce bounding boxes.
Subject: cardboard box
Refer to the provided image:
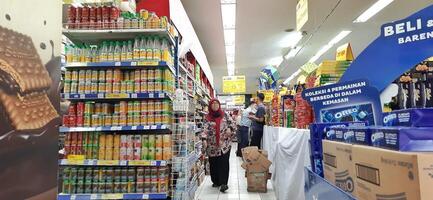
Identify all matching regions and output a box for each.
[247,171,269,193]
[242,147,272,173]
[322,140,356,195]
[353,145,433,200]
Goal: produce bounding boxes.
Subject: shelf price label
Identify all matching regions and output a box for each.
[148,93,154,98]
[138,61,158,66]
[106,93,129,99]
[129,160,150,166]
[101,194,123,199]
[142,194,150,199]
[98,160,119,166]
[90,194,98,199]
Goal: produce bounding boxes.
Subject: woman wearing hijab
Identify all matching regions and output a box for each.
[203,99,235,192]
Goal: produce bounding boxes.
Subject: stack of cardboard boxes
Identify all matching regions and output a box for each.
[241,147,272,193]
[321,108,433,200]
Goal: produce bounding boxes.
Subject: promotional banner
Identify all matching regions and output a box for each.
[0,1,61,199]
[340,5,433,92]
[302,79,382,125]
[222,75,246,94]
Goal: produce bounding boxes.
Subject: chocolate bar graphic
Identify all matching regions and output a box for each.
[0,25,58,130]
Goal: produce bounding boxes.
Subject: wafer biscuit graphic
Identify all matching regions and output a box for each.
[0,92,58,130]
[0,26,52,93]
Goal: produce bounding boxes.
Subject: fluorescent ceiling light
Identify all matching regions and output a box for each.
[308,30,351,63]
[227,63,235,76]
[269,57,284,67]
[221,0,236,4]
[221,4,236,29]
[280,31,303,48]
[354,0,394,23]
[285,46,301,59]
[283,69,302,85]
[224,29,235,46]
[226,55,235,63]
[225,45,235,56]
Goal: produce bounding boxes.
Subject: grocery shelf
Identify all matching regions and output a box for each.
[57,193,167,200]
[59,124,171,133]
[62,28,176,46]
[65,61,176,75]
[61,92,172,100]
[59,159,167,167]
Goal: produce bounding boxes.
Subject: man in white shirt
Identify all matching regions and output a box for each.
[236,100,257,156]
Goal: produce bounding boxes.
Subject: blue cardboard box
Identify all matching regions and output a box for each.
[352,127,372,145]
[370,126,433,151]
[383,108,433,127]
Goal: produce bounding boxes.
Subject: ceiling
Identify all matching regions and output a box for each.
[180,0,433,94]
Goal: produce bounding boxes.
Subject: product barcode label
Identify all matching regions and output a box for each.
[323,153,337,168]
[131,93,138,98]
[149,93,154,98]
[142,194,149,199]
[97,93,104,98]
[115,62,121,66]
[356,164,380,186]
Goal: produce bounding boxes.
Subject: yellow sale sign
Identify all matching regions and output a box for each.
[222,76,246,94]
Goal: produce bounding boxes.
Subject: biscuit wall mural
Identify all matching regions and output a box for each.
[0,1,61,199]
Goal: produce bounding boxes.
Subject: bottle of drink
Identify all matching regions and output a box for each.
[79,44,85,62]
[99,41,108,61]
[66,44,73,63]
[107,41,114,61]
[153,36,161,61]
[139,36,147,61]
[114,41,122,61]
[85,44,92,63]
[161,38,170,62]
[133,36,141,61]
[121,41,127,61]
[146,36,153,60]
[127,40,133,61]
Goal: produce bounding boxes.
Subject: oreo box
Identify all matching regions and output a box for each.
[327,127,355,143]
[351,127,372,146]
[382,108,433,127]
[370,126,433,151]
[320,103,375,125]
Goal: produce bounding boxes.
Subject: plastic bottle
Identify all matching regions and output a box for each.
[127,40,133,61]
[121,41,127,61]
[161,38,170,62]
[79,44,85,62]
[146,36,153,60]
[107,41,114,61]
[139,36,147,61]
[66,44,73,63]
[85,44,92,63]
[99,41,108,61]
[133,36,141,60]
[153,36,161,61]
[114,41,122,61]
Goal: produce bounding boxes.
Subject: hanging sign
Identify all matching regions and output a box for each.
[296,0,308,31]
[336,43,354,61]
[259,90,275,103]
[302,79,383,125]
[341,5,433,92]
[222,76,246,94]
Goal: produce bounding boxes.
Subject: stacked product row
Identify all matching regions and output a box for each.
[63,101,172,128]
[60,166,168,194]
[314,60,351,86]
[65,37,173,64]
[64,132,172,161]
[63,68,175,95]
[66,5,171,31]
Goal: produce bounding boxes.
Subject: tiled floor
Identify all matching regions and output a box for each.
[196,144,276,200]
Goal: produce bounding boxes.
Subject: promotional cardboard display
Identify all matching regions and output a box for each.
[352,145,433,200]
[322,140,356,195]
[241,147,272,192]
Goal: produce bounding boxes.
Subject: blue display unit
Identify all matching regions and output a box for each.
[304,168,356,200]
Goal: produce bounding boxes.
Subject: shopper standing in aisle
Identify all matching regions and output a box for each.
[203,99,235,192]
[236,101,257,156]
[249,93,266,148]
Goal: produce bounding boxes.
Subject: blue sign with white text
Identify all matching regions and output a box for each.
[340,4,433,92]
[302,79,382,125]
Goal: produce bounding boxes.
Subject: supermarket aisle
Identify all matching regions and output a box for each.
[196,143,276,200]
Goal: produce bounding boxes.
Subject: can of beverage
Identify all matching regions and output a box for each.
[140,114,147,125]
[85,82,92,94]
[63,81,71,94]
[72,70,79,81]
[77,168,85,181]
[76,115,84,127]
[114,181,121,193]
[147,69,155,81]
[119,101,127,115]
[113,147,120,160]
[126,81,134,93]
[133,146,141,160]
[98,70,106,82]
[148,147,155,160]
[144,179,151,193]
[113,69,121,82]
[134,70,141,82]
[162,113,169,124]
[133,113,140,126]
[106,82,113,93]
[132,101,140,113]
[98,82,106,93]
[141,146,149,160]
[78,82,86,94]
[134,81,141,93]
[147,100,155,112]
[85,70,92,82]
[113,168,121,182]
[76,180,84,194]
[120,181,128,193]
[126,147,134,160]
[120,81,127,93]
[148,112,155,125]
[91,82,98,93]
[113,134,120,147]
[119,114,127,126]
[91,70,99,82]
[127,168,135,181]
[91,114,99,127]
[163,135,171,148]
[105,134,113,148]
[98,147,106,160]
[123,71,130,81]
[92,145,99,159]
[84,102,93,115]
[106,69,113,82]
[154,80,162,92]
[99,134,106,148]
[105,147,113,160]
[91,180,99,193]
[127,102,134,115]
[136,181,144,193]
[155,135,163,148]
[62,180,70,193]
[70,167,78,180]
[159,179,167,193]
[70,81,78,93]
[155,147,163,160]
[112,81,120,93]
[140,81,148,93]
[83,115,91,127]
[150,181,158,193]
[120,147,127,160]
[104,115,112,126]
[97,181,105,193]
[154,100,161,112]
[84,180,92,193]
[127,114,133,126]
[112,114,120,126]
[147,81,155,92]
[154,69,162,80]
[140,70,148,82]
[65,70,72,82]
